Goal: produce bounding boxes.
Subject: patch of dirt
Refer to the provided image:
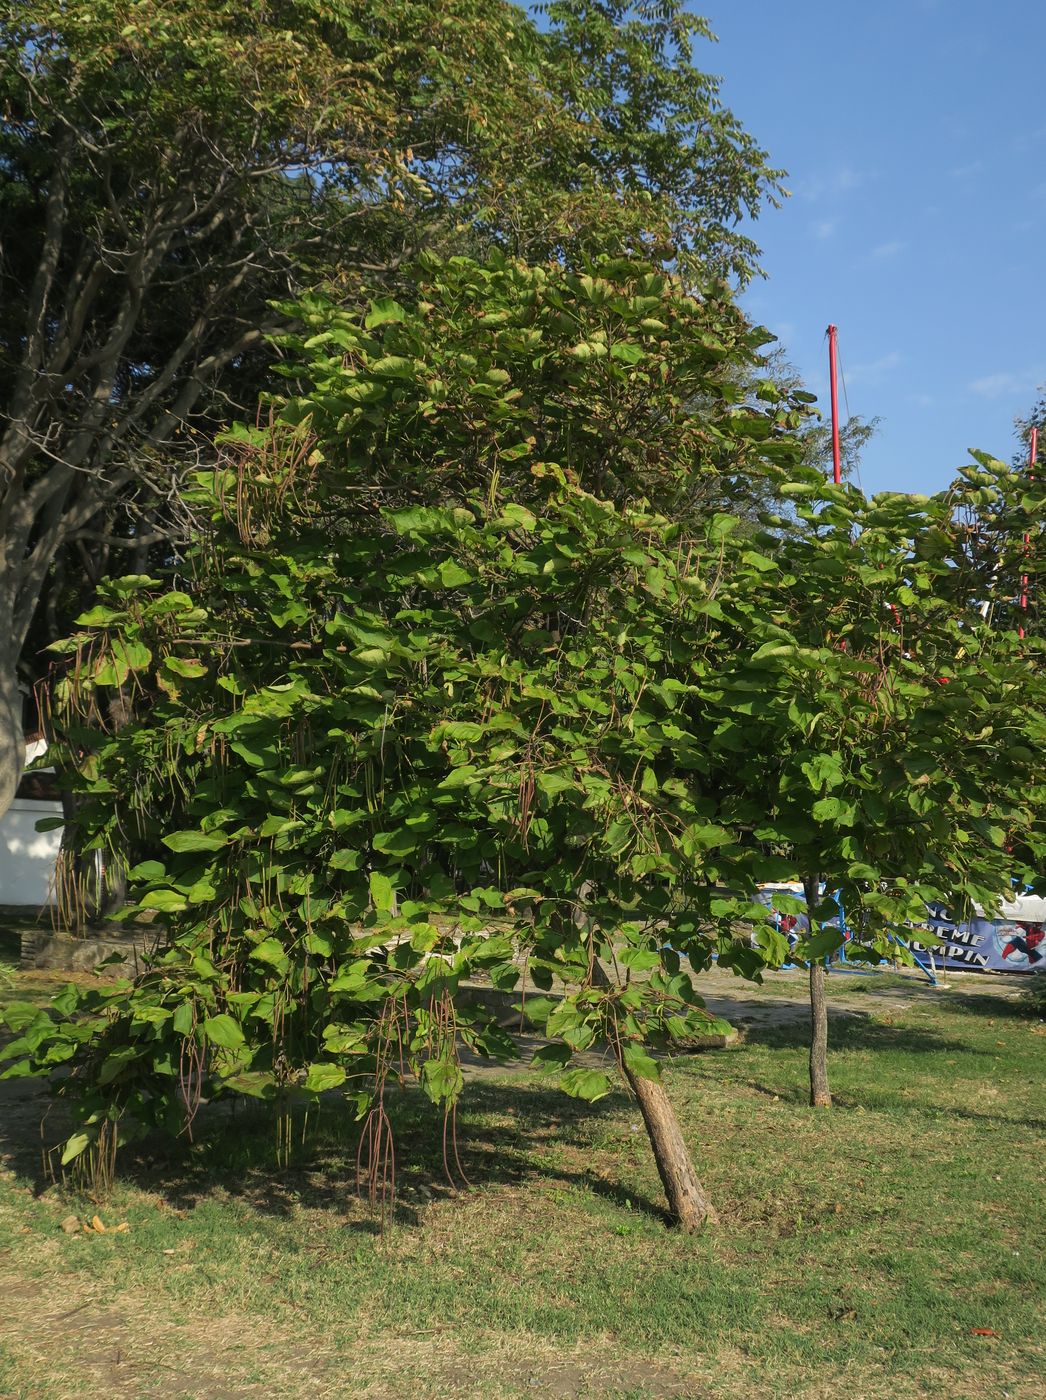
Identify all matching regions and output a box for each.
[0,1258,720,1400]
[344,1327,726,1400]
[0,1264,343,1399]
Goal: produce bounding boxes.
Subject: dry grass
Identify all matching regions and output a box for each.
[1,963,1044,1399]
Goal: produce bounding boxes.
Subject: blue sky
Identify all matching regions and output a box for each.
[697,0,1045,495]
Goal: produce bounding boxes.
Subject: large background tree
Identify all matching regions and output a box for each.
[0,0,784,817]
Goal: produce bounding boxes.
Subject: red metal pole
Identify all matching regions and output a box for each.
[1019,426,1037,637]
[827,324,842,484]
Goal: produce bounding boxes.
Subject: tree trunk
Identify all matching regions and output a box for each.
[807,960,832,1107]
[56,689,133,928]
[802,874,832,1107]
[585,945,716,1230]
[0,655,24,824]
[624,1064,719,1230]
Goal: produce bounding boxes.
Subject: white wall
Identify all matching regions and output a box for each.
[0,798,61,907]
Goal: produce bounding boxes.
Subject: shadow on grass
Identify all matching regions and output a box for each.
[0,1070,671,1229]
[735,1077,1046,1132]
[740,1009,981,1056]
[942,989,1041,1021]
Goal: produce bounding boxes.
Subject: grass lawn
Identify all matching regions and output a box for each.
[0,943,1043,1400]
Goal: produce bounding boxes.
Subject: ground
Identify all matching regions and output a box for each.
[1,935,1044,1400]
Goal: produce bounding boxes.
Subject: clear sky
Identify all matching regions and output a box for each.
[696,0,1045,495]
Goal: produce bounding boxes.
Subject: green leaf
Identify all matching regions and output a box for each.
[498,503,537,531]
[163,656,207,678]
[559,1068,612,1102]
[369,354,415,378]
[847,862,880,882]
[60,1131,93,1166]
[172,1002,195,1035]
[420,1057,464,1105]
[373,829,419,856]
[249,938,289,971]
[622,1044,660,1082]
[369,871,396,912]
[364,297,407,329]
[93,657,129,687]
[536,771,574,798]
[438,560,472,588]
[801,755,844,792]
[138,889,188,913]
[517,995,557,1027]
[617,947,661,972]
[708,512,740,542]
[202,1014,244,1049]
[76,605,122,626]
[303,1062,347,1093]
[129,860,166,880]
[329,961,370,993]
[223,1071,277,1100]
[0,1002,47,1033]
[187,877,217,904]
[113,638,151,671]
[98,1046,138,1084]
[530,1043,572,1073]
[163,830,229,853]
[802,929,843,961]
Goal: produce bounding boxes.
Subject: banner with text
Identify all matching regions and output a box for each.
[918,907,1044,974]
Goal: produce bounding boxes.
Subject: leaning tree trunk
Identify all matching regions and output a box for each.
[623,1062,718,1230]
[588,950,716,1229]
[0,654,24,824]
[803,876,832,1108]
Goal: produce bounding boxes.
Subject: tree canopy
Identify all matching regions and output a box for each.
[0,0,783,817]
[5,253,804,1224]
[8,252,1046,1224]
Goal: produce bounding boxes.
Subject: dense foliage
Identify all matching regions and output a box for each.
[1,0,786,823]
[4,257,803,1196]
[6,253,1045,1212]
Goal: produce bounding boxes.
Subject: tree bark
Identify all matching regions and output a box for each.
[0,652,24,823]
[803,875,832,1108]
[624,1063,719,1231]
[807,961,832,1107]
[586,946,715,1229]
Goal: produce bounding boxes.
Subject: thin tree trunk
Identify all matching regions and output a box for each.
[624,1063,718,1230]
[586,947,716,1230]
[803,876,832,1108]
[808,961,831,1107]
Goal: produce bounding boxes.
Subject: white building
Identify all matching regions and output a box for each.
[0,738,62,908]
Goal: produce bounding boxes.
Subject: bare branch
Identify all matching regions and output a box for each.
[64,527,170,550]
[3,134,74,447]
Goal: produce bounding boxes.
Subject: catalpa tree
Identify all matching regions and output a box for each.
[699,472,1046,1104]
[5,256,807,1229]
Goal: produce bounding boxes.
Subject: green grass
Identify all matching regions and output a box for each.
[0,968,1043,1399]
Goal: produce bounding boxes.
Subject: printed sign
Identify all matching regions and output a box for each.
[920,906,1045,974]
[753,887,1044,975]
